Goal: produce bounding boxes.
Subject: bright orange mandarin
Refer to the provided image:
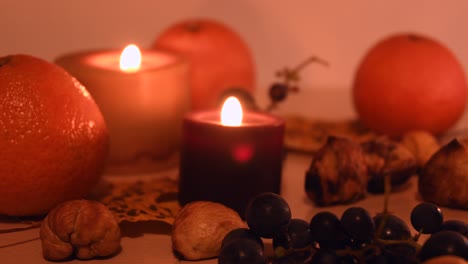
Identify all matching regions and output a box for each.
[0,54,109,216]
[353,33,467,137]
[152,18,256,110]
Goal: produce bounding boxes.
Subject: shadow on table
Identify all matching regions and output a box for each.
[120,220,172,238]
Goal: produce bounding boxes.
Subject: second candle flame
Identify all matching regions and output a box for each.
[221,97,243,126]
[120,44,141,72]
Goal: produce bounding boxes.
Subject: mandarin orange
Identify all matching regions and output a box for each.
[353,33,467,137]
[0,54,109,216]
[152,18,255,110]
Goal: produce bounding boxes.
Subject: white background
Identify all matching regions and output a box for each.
[2,0,467,99]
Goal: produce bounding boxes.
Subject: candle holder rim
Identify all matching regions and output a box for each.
[184,110,285,127]
[54,48,188,74]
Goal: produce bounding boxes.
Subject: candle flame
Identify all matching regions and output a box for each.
[120,44,141,72]
[221,97,243,126]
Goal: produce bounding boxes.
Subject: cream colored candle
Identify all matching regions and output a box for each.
[56,44,190,173]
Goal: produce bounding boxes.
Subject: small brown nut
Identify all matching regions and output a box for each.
[420,139,468,209]
[361,136,417,193]
[401,130,440,167]
[305,136,368,206]
[40,200,121,261]
[172,201,246,260]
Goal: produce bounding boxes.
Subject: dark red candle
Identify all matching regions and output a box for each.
[178,97,285,216]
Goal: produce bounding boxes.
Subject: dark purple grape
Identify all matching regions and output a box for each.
[410,202,443,234]
[273,218,313,252]
[269,83,289,102]
[440,220,468,238]
[272,252,311,264]
[366,246,418,264]
[339,255,358,264]
[218,238,267,264]
[383,243,419,264]
[418,230,468,261]
[245,192,291,238]
[310,211,348,250]
[222,228,264,250]
[273,230,292,251]
[310,250,340,264]
[286,218,313,249]
[340,207,375,241]
[272,257,296,264]
[348,239,370,250]
[365,254,390,264]
[373,213,412,240]
[309,212,341,241]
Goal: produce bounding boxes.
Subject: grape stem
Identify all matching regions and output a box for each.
[265,102,278,112]
[292,56,329,75]
[283,56,329,85]
[383,172,391,214]
[413,229,423,242]
[266,56,328,112]
[375,173,391,239]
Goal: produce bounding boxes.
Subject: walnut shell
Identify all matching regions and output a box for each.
[40,200,121,261]
[305,136,368,206]
[401,130,440,168]
[172,201,246,260]
[361,136,417,193]
[419,139,468,209]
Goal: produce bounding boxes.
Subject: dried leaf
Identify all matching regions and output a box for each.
[94,177,181,224]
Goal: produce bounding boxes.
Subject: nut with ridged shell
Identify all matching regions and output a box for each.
[305,136,369,206]
[361,136,417,193]
[172,201,246,260]
[419,139,468,209]
[401,130,440,168]
[40,200,121,261]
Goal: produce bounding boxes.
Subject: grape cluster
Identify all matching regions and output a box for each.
[218,193,468,264]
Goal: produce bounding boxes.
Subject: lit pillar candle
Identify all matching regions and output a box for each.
[179,97,285,215]
[56,44,189,173]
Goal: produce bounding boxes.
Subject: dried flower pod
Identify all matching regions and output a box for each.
[419,139,468,209]
[305,136,368,206]
[40,200,121,261]
[172,201,246,260]
[361,136,418,193]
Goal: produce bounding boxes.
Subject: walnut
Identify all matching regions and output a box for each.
[40,200,121,261]
[361,136,417,193]
[419,139,468,209]
[305,136,368,206]
[172,201,246,260]
[401,130,440,168]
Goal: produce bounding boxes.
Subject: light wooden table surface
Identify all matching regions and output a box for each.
[1,89,467,264]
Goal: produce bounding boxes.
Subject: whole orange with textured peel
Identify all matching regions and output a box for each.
[0,54,109,216]
[353,33,467,137]
[152,18,256,110]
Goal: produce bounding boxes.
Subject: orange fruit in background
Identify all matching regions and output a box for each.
[352,33,467,137]
[152,18,256,110]
[0,54,109,216]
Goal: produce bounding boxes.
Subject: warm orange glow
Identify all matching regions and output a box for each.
[119,44,141,72]
[221,96,243,126]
